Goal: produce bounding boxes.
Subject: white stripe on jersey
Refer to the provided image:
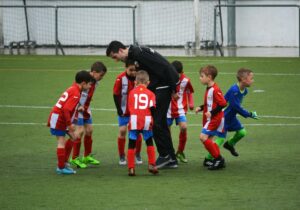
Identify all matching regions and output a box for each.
[80,90,88,105]
[131,115,137,130]
[50,113,59,129]
[217,117,225,133]
[144,116,152,130]
[206,87,214,121]
[177,78,188,117]
[121,77,129,114]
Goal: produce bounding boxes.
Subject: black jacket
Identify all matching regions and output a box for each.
[127,45,179,92]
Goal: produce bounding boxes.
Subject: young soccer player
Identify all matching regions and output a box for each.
[127,70,158,176]
[47,70,93,175]
[167,60,194,163]
[222,68,258,156]
[69,62,107,169]
[113,60,142,165]
[195,65,227,170]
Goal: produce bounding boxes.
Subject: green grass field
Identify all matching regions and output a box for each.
[0,55,299,210]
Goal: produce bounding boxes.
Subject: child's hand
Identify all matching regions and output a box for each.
[77,105,84,112]
[189,106,194,111]
[195,105,203,114]
[250,111,259,119]
[172,92,179,100]
[205,111,211,118]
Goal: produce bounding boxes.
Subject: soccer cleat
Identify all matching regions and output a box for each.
[176,152,188,163]
[203,158,214,167]
[148,164,159,175]
[155,155,171,169]
[128,168,136,176]
[163,159,178,169]
[56,167,76,175]
[82,155,100,165]
[70,157,87,169]
[223,141,239,157]
[135,153,143,165]
[208,156,225,170]
[119,155,127,166]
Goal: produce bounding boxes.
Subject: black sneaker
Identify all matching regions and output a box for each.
[155,155,171,169]
[203,158,213,167]
[208,156,225,170]
[223,141,239,157]
[162,159,178,169]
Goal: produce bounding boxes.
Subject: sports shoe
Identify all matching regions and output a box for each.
[56,167,76,175]
[148,164,159,175]
[70,157,87,169]
[163,159,178,169]
[208,156,225,170]
[128,168,136,176]
[176,152,188,163]
[203,158,213,167]
[119,155,127,166]
[135,153,143,165]
[223,141,239,157]
[82,155,100,165]
[156,155,171,169]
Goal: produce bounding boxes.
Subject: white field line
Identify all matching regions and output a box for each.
[1,104,300,119]
[0,122,300,127]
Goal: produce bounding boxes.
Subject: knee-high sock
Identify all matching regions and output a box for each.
[228,128,247,146]
[135,134,142,154]
[72,138,81,159]
[203,139,220,159]
[147,145,156,165]
[127,148,135,169]
[206,137,225,160]
[57,148,65,169]
[64,139,73,162]
[177,130,187,153]
[84,135,92,157]
[118,137,126,156]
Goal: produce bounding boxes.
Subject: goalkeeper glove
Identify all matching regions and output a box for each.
[250,111,259,119]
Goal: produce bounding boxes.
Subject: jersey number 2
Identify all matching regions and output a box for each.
[55,92,68,108]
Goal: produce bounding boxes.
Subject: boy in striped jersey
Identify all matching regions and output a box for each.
[69,62,107,169]
[167,61,194,164]
[195,65,227,170]
[113,60,143,165]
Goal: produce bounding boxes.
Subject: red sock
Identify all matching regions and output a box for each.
[203,139,220,159]
[147,146,156,165]
[64,139,73,162]
[57,148,65,169]
[72,138,81,159]
[118,137,126,156]
[84,135,92,157]
[177,130,187,153]
[135,135,142,154]
[127,148,135,169]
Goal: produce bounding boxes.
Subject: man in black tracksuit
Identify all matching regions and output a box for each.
[106,41,179,168]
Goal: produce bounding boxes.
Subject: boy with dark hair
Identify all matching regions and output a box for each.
[106,40,180,169]
[195,65,227,170]
[127,70,158,176]
[167,60,194,164]
[113,60,143,165]
[47,70,93,175]
[222,68,257,156]
[69,62,107,168]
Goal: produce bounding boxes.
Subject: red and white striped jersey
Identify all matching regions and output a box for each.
[128,85,156,131]
[47,82,81,130]
[75,81,98,119]
[167,74,194,118]
[202,83,227,130]
[113,71,135,116]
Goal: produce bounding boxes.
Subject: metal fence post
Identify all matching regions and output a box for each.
[132,6,136,44]
[55,6,58,55]
[213,7,217,56]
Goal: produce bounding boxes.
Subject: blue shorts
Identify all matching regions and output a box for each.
[50,128,66,137]
[201,128,226,138]
[76,117,93,126]
[167,115,187,126]
[225,116,244,132]
[118,116,129,127]
[128,130,153,140]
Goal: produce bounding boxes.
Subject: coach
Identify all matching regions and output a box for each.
[106,41,179,168]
